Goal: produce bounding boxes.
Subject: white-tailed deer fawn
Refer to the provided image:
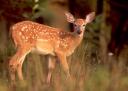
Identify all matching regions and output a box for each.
[9,11,95,83]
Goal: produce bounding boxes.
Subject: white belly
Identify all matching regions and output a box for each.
[32,46,55,56]
[32,39,55,55]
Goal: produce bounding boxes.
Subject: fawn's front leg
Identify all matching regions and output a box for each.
[56,52,70,78]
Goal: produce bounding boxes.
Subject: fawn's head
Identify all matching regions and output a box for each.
[65,12,95,35]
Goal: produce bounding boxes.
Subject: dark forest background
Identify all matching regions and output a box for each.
[0,0,128,91]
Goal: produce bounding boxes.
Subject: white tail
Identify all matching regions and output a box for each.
[9,12,95,83]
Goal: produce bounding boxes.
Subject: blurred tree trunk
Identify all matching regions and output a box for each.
[100,0,111,63]
[48,0,69,30]
[107,0,128,56]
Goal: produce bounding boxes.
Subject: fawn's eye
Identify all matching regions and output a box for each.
[83,25,86,27]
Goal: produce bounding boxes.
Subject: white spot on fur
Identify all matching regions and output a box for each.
[19,32,22,35]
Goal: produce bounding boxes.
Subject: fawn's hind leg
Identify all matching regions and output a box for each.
[47,56,56,84]
[9,46,31,82]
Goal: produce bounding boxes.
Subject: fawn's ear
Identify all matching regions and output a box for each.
[85,12,95,23]
[65,12,75,23]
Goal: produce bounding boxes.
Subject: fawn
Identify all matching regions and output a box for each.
[9,11,95,83]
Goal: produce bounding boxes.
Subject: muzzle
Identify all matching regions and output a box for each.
[74,25,82,34]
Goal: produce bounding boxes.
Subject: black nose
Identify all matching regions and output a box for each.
[77,30,82,34]
[75,26,82,34]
